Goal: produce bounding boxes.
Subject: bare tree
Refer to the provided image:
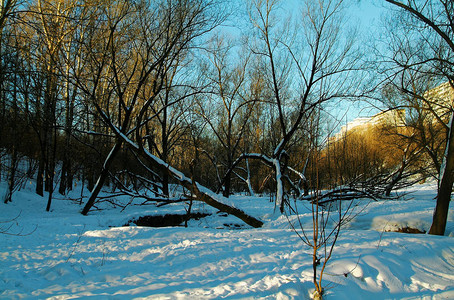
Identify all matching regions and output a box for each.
[145,55,200,197]
[289,190,359,300]
[58,7,89,195]
[0,0,18,178]
[222,0,364,212]
[197,35,257,197]
[381,0,454,235]
[34,0,81,210]
[2,30,23,204]
[76,0,187,215]
[286,115,365,300]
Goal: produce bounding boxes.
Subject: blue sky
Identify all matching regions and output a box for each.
[352,0,385,29]
[335,1,391,124]
[220,0,393,126]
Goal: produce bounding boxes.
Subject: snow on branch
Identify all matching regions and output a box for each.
[113,127,264,228]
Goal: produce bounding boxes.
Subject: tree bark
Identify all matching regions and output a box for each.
[81,141,123,215]
[36,150,44,196]
[59,66,75,195]
[45,123,58,211]
[223,165,231,197]
[4,47,19,203]
[4,147,17,203]
[246,159,255,196]
[385,157,407,197]
[429,112,454,235]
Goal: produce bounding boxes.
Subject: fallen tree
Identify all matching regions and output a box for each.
[86,127,264,228]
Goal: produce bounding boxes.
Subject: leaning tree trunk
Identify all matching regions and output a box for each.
[385,156,407,197]
[429,112,454,235]
[127,138,264,228]
[81,141,123,215]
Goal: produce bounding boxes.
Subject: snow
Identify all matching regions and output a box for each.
[1,180,453,299]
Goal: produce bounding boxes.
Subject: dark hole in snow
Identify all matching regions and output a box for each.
[223,223,244,229]
[386,226,426,234]
[126,213,210,227]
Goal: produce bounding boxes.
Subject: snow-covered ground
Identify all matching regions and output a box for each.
[0,181,453,299]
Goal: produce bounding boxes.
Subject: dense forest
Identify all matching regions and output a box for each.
[0,0,452,234]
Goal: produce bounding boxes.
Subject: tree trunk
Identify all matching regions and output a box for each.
[4,147,17,203]
[45,122,58,211]
[385,157,407,197]
[162,134,169,197]
[45,175,54,212]
[59,42,76,195]
[59,162,68,195]
[87,168,95,192]
[4,48,19,203]
[246,159,255,196]
[81,141,122,215]
[36,150,45,196]
[223,153,233,197]
[429,112,454,235]
[59,95,74,194]
[161,104,170,197]
[45,131,56,193]
[59,101,72,194]
[191,182,263,228]
[0,29,4,173]
[223,171,231,197]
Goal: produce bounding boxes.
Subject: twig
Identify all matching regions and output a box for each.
[66,225,86,263]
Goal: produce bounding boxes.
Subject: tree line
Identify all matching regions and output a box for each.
[0,0,452,234]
